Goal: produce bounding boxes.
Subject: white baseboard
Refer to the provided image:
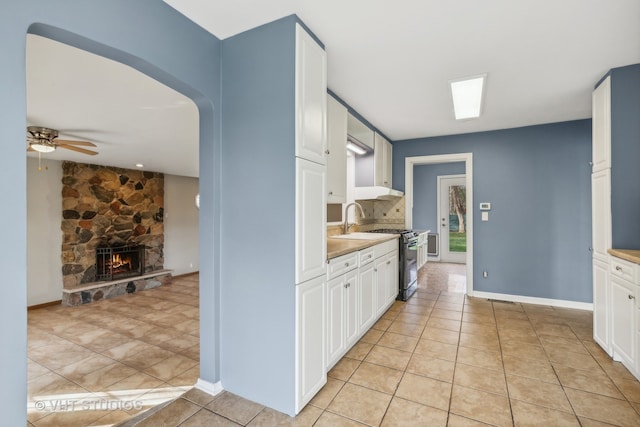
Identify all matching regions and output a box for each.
[471,290,593,311]
[195,378,223,396]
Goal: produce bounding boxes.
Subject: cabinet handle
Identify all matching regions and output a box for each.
[328,191,333,195]
[344,262,349,267]
[325,149,330,155]
[629,294,635,300]
[387,260,391,265]
[616,266,623,271]
[368,254,372,259]
[374,268,378,272]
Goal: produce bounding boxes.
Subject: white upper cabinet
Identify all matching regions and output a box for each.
[374,132,393,188]
[295,24,327,165]
[592,76,611,172]
[326,95,348,203]
[347,113,374,149]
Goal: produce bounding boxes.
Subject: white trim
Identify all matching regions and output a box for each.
[472,291,593,311]
[195,378,224,396]
[405,153,473,296]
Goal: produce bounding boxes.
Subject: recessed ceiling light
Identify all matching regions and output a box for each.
[135,163,144,168]
[450,74,487,120]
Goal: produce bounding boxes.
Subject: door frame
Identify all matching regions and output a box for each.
[405,153,473,296]
[437,174,467,264]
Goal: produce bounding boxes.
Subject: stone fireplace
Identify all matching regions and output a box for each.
[60,161,171,305]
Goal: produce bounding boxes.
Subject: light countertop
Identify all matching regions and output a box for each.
[327,235,399,259]
[608,249,640,265]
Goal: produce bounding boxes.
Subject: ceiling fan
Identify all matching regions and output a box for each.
[27,126,98,156]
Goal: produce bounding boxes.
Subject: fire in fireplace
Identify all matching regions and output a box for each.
[96,245,145,281]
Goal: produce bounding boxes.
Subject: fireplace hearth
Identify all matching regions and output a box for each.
[96,245,145,281]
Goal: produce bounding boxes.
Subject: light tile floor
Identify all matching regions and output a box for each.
[27,274,200,427]
[29,265,640,426]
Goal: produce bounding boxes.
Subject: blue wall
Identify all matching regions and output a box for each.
[393,120,593,302]
[220,16,298,414]
[1,2,221,424]
[413,162,466,232]
[610,64,640,249]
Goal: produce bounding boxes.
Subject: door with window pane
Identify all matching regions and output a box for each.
[438,175,466,263]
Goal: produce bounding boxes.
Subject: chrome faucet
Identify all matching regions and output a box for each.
[343,202,365,234]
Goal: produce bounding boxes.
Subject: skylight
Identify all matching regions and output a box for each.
[450,74,487,120]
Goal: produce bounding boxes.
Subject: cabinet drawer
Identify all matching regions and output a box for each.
[610,257,637,283]
[327,252,358,279]
[375,239,398,257]
[359,248,375,266]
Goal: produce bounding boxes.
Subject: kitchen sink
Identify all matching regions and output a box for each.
[330,232,396,240]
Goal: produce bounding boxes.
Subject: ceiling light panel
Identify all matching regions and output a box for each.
[450,74,487,120]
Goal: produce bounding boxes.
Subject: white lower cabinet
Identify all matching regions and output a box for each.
[327,268,358,367]
[326,240,399,370]
[611,274,636,368]
[295,275,326,411]
[386,252,399,303]
[605,255,640,380]
[593,258,611,355]
[375,255,392,317]
[358,261,376,334]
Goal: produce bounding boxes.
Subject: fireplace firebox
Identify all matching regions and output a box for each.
[96,245,145,281]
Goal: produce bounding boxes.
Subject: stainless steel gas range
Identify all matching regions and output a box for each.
[367,229,419,301]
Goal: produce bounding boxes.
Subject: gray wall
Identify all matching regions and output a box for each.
[220,16,298,414]
[27,158,63,306]
[1,2,221,423]
[609,64,640,249]
[393,120,593,303]
[413,162,465,232]
[162,174,200,276]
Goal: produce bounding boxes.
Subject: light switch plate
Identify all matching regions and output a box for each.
[482,211,489,221]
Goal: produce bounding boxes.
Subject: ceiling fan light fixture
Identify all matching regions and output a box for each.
[30,142,55,153]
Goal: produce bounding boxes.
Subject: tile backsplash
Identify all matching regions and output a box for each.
[327,197,406,234]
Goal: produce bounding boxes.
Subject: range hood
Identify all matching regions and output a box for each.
[354,186,403,201]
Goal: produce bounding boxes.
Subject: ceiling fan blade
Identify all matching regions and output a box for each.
[55,139,97,147]
[59,144,98,155]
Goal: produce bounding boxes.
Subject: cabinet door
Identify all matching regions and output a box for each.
[296,158,327,284]
[593,258,611,355]
[344,269,359,347]
[375,255,389,316]
[326,95,347,203]
[359,262,376,332]
[295,275,326,412]
[327,275,346,366]
[295,24,327,165]
[610,275,635,368]
[386,251,399,304]
[374,133,392,188]
[592,76,611,172]
[592,169,611,262]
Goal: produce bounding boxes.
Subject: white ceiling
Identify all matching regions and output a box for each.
[166,0,640,140]
[26,1,640,177]
[26,35,199,177]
